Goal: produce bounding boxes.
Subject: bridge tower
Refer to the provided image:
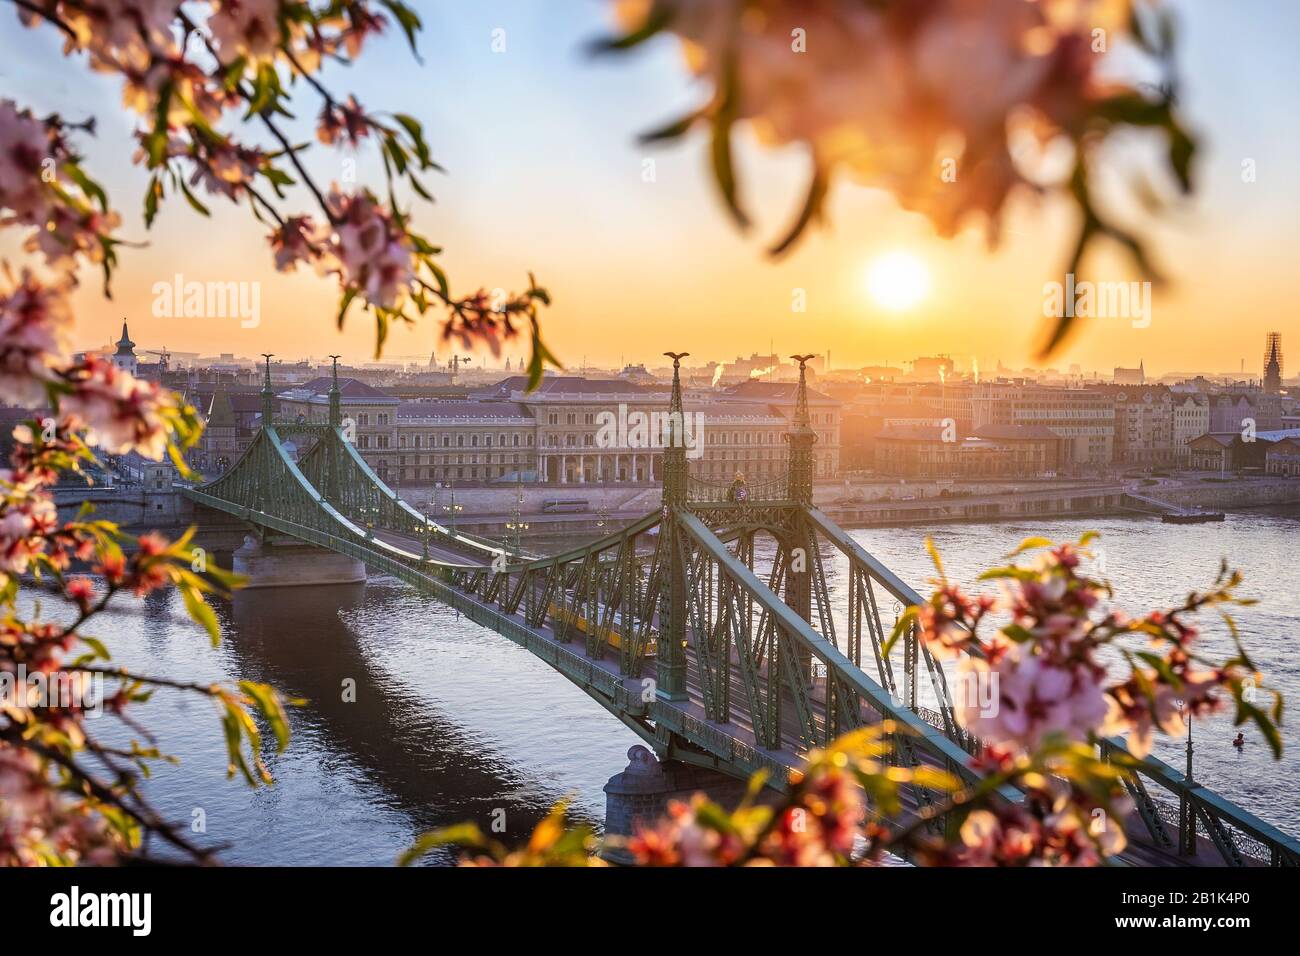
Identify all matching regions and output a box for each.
[260,353,275,427]
[657,351,690,701]
[785,356,817,681]
[328,354,342,428]
[786,355,817,506]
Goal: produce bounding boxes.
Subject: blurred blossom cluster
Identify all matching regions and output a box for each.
[603,0,1193,352]
[0,98,120,276]
[0,748,118,866]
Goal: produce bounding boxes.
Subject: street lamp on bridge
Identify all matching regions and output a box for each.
[443,491,462,532]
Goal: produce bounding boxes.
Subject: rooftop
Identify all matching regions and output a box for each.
[278,376,399,404]
[723,380,836,405]
[472,376,667,401]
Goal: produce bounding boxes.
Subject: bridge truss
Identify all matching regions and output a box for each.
[181,358,1299,867]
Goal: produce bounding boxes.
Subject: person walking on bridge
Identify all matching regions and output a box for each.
[728,472,749,503]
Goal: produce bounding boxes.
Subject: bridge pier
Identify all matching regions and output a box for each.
[233,535,367,588]
[601,746,750,864]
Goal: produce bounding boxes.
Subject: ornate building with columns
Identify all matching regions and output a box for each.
[273,373,841,486]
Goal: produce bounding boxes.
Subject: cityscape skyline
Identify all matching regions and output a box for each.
[74,321,1295,385]
[3,1,1297,376]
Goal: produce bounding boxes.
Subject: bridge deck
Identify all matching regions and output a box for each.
[371,527,1244,866]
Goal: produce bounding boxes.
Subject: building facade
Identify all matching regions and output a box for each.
[872,423,1061,478]
[1098,385,1175,468]
[973,385,1115,471]
[1172,394,1209,464]
[1265,437,1300,476]
[274,374,842,487]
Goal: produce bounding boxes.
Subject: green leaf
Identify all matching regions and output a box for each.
[769,161,829,257]
[381,0,424,60]
[399,823,486,866]
[239,680,292,752]
[1238,699,1283,761]
[638,108,703,144]
[924,536,946,582]
[337,287,358,330]
[1129,5,1157,54]
[588,3,673,53]
[881,606,918,658]
[374,309,390,359]
[220,705,256,785]
[1008,536,1053,557]
[709,50,749,230]
[176,176,211,217]
[1167,122,1196,193]
[65,163,109,212]
[393,113,433,168]
[1000,623,1037,644]
[77,635,112,661]
[181,584,221,646]
[525,344,545,393]
[222,55,248,90]
[383,134,408,175]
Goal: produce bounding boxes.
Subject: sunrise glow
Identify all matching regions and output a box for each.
[865,252,931,312]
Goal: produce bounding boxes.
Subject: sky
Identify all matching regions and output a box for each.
[1,0,1297,377]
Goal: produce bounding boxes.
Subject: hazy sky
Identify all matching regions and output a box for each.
[2,0,1297,376]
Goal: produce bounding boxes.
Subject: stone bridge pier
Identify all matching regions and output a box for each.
[233,535,366,588]
[601,745,753,864]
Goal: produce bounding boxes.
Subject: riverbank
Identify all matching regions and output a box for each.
[821,477,1300,529]
[69,471,1300,541]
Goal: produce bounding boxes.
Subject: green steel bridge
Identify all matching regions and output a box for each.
[182,356,1299,867]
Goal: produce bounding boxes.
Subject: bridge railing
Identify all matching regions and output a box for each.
[687,472,789,504]
[1097,738,1300,866]
[806,506,1300,866]
[290,425,534,562]
[677,510,993,790]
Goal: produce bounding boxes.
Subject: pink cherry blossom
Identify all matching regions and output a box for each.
[608,0,1140,245]
[316,187,414,309]
[0,487,57,575]
[268,215,321,272]
[960,648,1111,751]
[0,99,48,220]
[59,356,174,459]
[0,267,71,405]
[208,0,282,64]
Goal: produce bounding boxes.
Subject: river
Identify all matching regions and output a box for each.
[72,507,1300,865]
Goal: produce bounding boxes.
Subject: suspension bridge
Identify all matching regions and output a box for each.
[181,355,1299,867]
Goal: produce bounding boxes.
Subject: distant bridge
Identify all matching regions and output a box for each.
[181,357,1299,866]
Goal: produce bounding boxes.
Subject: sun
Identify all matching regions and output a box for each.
[865,252,931,311]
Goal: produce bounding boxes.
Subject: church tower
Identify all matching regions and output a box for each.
[112,321,138,376]
[1264,332,1283,394]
